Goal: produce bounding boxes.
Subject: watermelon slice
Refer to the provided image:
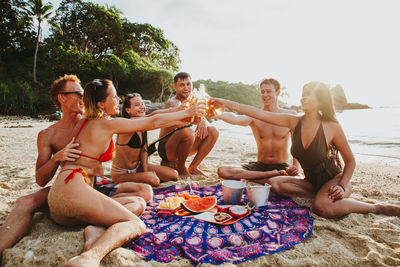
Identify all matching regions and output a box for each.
[181,196,217,213]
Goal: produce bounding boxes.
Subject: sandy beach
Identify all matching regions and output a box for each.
[1,116,399,266]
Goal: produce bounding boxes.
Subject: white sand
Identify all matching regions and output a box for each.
[1,116,399,266]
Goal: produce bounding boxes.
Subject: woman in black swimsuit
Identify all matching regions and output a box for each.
[212,81,400,218]
[111,93,179,186]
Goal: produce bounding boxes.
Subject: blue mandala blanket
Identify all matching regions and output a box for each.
[124,184,313,265]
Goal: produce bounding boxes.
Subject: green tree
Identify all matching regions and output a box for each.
[0,0,34,76]
[156,70,174,102]
[49,1,180,71]
[121,21,181,71]
[194,80,263,107]
[117,50,174,99]
[48,45,99,83]
[50,0,124,58]
[100,54,129,88]
[22,0,58,83]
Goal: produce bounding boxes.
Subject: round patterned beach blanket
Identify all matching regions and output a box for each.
[124,184,313,265]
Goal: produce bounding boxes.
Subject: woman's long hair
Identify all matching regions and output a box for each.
[303,81,342,169]
[83,79,112,119]
[121,93,141,118]
[304,81,337,122]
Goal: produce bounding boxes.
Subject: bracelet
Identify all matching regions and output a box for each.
[337,184,345,192]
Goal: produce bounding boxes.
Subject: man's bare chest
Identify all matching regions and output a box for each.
[48,128,73,153]
[252,121,289,140]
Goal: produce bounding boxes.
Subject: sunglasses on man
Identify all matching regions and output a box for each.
[59,91,84,99]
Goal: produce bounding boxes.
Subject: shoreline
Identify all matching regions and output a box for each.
[1,117,399,266]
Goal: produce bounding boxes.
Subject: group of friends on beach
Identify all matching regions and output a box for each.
[1,72,399,266]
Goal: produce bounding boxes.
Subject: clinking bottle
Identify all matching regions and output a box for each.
[183,84,223,119]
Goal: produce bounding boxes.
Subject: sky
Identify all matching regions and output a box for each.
[50,0,400,107]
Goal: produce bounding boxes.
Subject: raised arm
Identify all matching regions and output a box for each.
[108,104,205,134]
[146,103,188,128]
[217,112,252,126]
[212,98,298,131]
[147,105,184,116]
[36,132,81,187]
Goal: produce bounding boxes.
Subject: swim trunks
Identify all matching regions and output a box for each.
[160,158,178,170]
[93,176,120,197]
[157,142,178,169]
[241,162,289,172]
[157,141,168,161]
[157,142,178,170]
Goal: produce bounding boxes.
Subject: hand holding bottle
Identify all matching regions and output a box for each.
[184,102,207,122]
[183,84,224,119]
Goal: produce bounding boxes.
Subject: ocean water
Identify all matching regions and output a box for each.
[337,107,400,164]
[211,107,400,165]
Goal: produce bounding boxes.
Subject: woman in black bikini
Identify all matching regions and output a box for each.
[47,79,205,266]
[212,81,400,218]
[111,93,180,186]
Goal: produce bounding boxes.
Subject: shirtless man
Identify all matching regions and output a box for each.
[217,78,300,184]
[157,72,219,178]
[0,75,151,260]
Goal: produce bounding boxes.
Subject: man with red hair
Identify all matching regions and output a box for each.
[0,75,150,260]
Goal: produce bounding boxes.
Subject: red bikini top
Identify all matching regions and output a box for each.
[75,119,114,162]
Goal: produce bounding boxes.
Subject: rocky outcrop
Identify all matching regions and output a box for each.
[331,84,370,110]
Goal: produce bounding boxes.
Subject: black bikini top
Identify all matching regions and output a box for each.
[117,131,147,149]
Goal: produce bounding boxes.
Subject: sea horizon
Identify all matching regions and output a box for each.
[211,106,400,166]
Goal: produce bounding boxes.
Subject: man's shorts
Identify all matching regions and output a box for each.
[93,176,120,197]
[241,161,289,172]
[158,141,178,169]
[157,141,169,161]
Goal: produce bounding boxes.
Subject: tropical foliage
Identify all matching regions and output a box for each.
[193,80,263,107]
[22,0,58,83]
[1,0,180,115]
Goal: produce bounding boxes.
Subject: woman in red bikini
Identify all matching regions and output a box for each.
[111,93,181,186]
[47,79,205,266]
[212,81,400,218]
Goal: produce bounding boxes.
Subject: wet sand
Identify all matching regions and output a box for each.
[1,116,399,266]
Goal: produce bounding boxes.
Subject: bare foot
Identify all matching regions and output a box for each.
[84,225,105,251]
[66,253,99,267]
[178,167,192,179]
[188,166,208,177]
[376,204,400,216]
